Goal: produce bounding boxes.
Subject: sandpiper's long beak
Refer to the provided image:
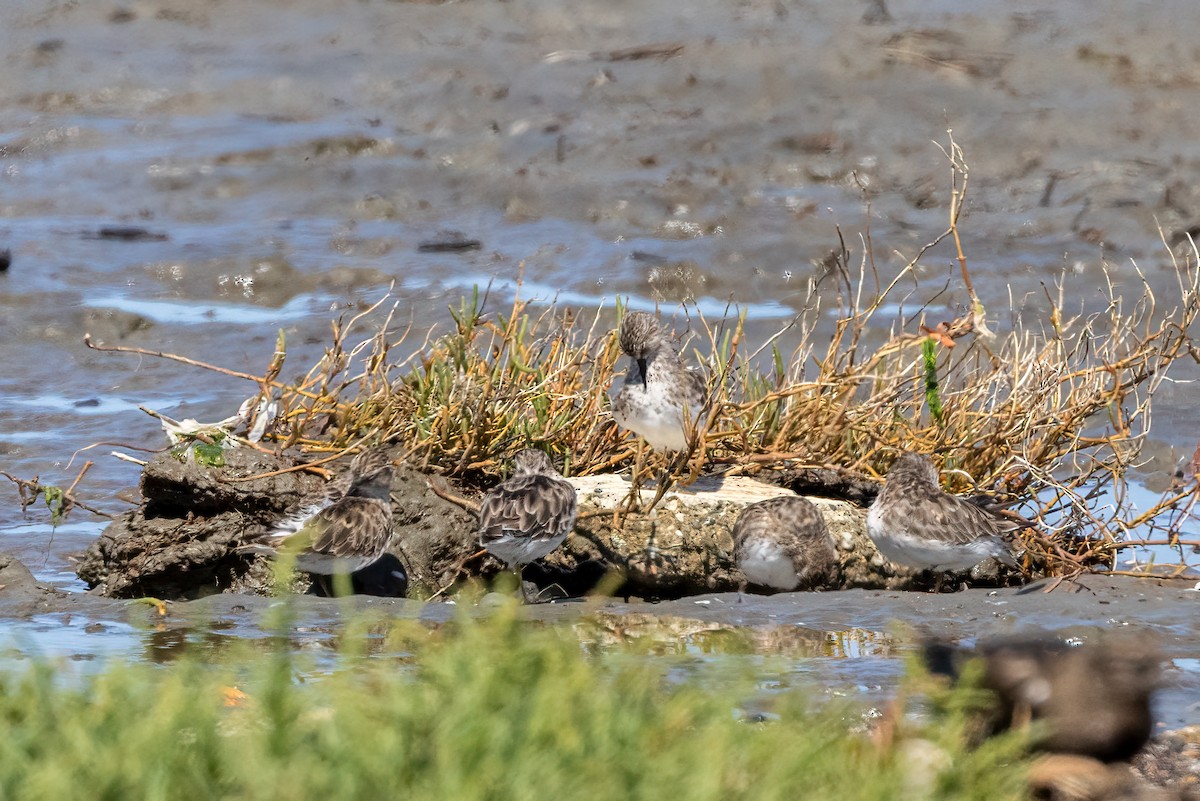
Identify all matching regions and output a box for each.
[637,357,648,387]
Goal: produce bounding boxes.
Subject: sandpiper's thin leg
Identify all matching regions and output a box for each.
[642,461,676,516]
[617,440,649,523]
[515,566,532,604]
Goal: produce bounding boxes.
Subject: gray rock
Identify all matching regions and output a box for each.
[544,474,902,598]
[0,551,40,595]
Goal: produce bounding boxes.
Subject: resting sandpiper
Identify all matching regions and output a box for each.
[734,495,839,592]
[867,451,1022,583]
[245,447,395,587]
[478,449,577,583]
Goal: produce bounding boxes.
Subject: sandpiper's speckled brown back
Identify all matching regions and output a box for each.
[875,452,1022,546]
[478,448,577,569]
[733,495,838,590]
[288,495,394,571]
[247,446,396,574]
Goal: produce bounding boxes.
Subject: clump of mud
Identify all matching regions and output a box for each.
[76,448,477,600]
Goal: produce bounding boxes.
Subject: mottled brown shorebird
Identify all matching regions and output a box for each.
[612,311,707,453]
[244,447,396,592]
[867,451,1022,584]
[478,449,577,585]
[734,495,839,592]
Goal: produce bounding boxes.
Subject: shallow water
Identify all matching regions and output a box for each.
[1,579,1197,732]
[2,0,1200,714]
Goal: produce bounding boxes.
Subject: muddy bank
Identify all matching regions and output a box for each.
[9,559,1200,732]
[76,448,478,599]
[75,447,1031,601]
[19,563,1200,657]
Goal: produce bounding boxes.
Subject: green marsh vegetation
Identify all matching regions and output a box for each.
[0,600,1029,801]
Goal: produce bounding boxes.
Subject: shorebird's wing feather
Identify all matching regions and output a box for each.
[266,500,330,539]
[684,367,707,406]
[479,475,578,546]
[247,498,391,562]
[897,494,1024,568]
[302,497,393,558]
[780,513,834,577]
[237,498,330,555]
[882,490,1001,546]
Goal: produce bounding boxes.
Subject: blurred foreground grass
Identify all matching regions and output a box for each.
[0,602,1026,801]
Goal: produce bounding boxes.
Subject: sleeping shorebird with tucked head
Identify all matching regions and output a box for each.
[478,449,578,593]
[612,311,707,453]
[734,495,839,593]
[867,451,1023,589]
[243,447,395,593]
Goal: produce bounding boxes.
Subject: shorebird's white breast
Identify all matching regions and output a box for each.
[612,396,690,451]
[625,414,688,452]
[738,538,799,590]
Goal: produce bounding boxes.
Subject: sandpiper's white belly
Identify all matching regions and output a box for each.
[485,531,568,570]
[613,402,688,452]
[867,505,1005,571]
[293,552,378,575]
[871,534,1000,572]
[738,538,799,590]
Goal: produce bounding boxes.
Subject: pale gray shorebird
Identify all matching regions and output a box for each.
[478,449,578,593]
[612,311,707,453]
[242,447,395,593]
[867,451,1023,588]
[734,495,839,593]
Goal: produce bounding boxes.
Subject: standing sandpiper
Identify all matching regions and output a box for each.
[612,311,707,453]
[867,451,1022,587]
[734,495,839,593]
[478,449,578,590]
[244,446,395,592]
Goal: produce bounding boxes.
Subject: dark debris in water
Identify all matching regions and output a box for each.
[84,226,169,242]
[417,232,482,253]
